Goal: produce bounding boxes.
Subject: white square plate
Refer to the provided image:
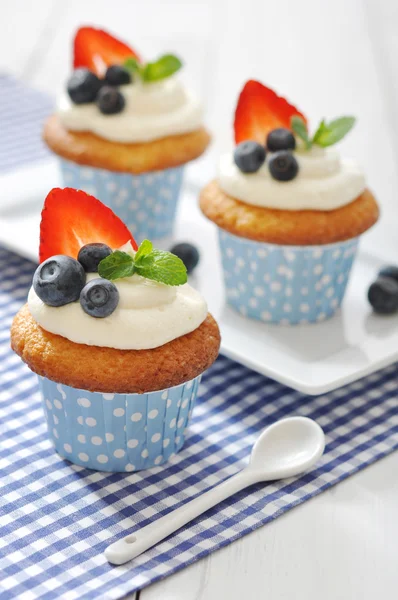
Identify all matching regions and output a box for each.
[1,161,397,395]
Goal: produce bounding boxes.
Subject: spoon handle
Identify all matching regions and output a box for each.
[105,468,256,565]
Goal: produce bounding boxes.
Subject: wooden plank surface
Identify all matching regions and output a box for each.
[1,2,397,598]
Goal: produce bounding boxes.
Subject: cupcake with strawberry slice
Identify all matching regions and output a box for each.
[200,80,379,324]
[43,26,211,245]
[11,188,220,472]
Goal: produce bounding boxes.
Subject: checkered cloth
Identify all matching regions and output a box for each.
[0,74,53,174]
[1,75,398,599]
[0,247,397,599]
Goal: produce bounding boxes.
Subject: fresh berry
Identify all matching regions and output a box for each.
[33,255,86,307]
[104,65,131,86]
[73,27,141,77]
[234,80,307,144]
[39,188,137,263]
[96,86,125,114]
[378,265,398,284]
[233,141,266,173]
[78,243,112,272]
[170,243,200,274]
[368,277,398,314]
[267,128,296,152]
[268,151,299,182]
[80,279,119,318]
[67,68,102,104]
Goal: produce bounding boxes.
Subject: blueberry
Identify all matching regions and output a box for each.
[268,151,299,182]
[104,65,132,86]
[378,265,398,284]
[78,243,112,272]
[368,277,398,314]
[266,128,296,152]
[33,255,86,307]
[80,279,119,318]
[67,68,102,104]
[170,243,200,274]
[234,141,266,174]
[96,86,125,115]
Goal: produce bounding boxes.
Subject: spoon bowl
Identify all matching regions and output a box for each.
[248,416,325,480]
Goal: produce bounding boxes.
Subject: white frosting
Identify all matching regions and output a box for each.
[218,146,366,211]
[28,243,208,350]
[57,76,204,143]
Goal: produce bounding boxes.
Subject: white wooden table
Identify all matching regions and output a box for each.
[2,1,397,598]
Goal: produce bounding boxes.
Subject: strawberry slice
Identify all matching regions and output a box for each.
[39,188,137,263]
[234,80,307,144]
[73,26,141,76]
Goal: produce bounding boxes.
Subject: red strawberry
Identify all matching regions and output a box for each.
[39,188,137,263]
[73,27,141,76]
[234,80,307,144]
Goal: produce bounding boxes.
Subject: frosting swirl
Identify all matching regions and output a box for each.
[218,146,366,211]
[28,242,207,350]
[57,76,204,143]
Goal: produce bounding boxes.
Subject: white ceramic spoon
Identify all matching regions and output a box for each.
[105,416,325,565]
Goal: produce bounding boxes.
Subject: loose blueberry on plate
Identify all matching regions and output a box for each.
[78,243,112,272]
[104,65,132,86]
[266,128,296,152]
[268,150,299,181]
[33,255,86,307]
[368,276,398,314]
[378,265,398,284]
[234,141,266,174]
[67,68,102,104]
[80,279,119,318]
[96,86,125,115]
[170,243,200,274]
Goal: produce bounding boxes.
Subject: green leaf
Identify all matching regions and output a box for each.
[135,249,187,286]
[134,239,153,264]
[141,54,182,82]
[291,116,312,149]
[312,116,356,147]
[98,250,135,281]
[312,119,329,144]
[124,57,141,74]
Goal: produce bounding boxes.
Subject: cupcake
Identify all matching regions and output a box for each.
[11,188,220,472]
[200,80,379,325]
[43,26,211,245]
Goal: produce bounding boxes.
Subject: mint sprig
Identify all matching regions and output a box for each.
[98,240,187,286]
[124,54,182,82]
[291,115,356,150]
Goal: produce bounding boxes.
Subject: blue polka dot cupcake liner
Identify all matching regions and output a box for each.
[38,375,201,472]
[59,159,184,245]
[218,229,359,325]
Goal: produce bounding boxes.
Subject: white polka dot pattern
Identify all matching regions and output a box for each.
[40,373,202,472]
[59,160,184,244]
[218,229,359,324]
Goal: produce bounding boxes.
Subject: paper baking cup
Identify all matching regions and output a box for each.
[59,159,184,244]
[38,375,201,472]
[218,228,359,325]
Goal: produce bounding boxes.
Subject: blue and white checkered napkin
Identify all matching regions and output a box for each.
[0,247,397,599]
[1,76,398,599]
[0,74,53,174]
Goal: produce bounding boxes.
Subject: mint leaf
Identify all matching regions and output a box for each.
[134,239,153,264]
[135,249,187,286]
[141,54,182,82]
[291,116,312,149]
[124,57,141,74]
[312,116,355,147]
[98,250,135,280]
[312,119,329,145]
